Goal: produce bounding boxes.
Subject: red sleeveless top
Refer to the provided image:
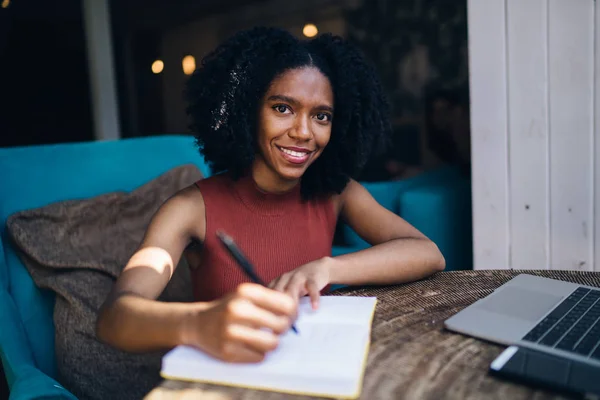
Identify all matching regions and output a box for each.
[191,172,338,302]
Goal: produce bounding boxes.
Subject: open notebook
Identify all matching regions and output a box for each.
[161,295,377,399]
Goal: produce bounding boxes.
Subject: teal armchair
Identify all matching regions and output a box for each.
[0,135,211,399]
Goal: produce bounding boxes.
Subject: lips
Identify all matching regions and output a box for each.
[276,145,314,165]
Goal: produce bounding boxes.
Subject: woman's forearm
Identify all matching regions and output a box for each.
[328,237,445,286]
[96,293,207,353]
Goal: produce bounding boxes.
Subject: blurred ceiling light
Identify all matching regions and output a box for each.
[303,23,318,38]
[151,60,164,74]
[1,0,10,8]
[182,55,196,75]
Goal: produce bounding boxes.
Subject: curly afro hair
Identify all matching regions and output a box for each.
[185,26,391,199]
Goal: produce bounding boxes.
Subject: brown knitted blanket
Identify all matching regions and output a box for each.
[147,269,600,400]
[7,164,203,400]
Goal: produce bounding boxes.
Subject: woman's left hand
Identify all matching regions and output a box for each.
[268,257,333,310]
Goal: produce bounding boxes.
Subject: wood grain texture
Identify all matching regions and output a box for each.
[467,0,510,270]
[547,0,595,271]
[506,0,550,270]
[146,270,600,400]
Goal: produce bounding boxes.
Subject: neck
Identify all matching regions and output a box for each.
[250,160,299,194]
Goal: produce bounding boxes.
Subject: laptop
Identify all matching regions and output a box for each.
[444,274,600,394]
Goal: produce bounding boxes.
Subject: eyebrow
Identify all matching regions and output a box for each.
[267,94,334,113]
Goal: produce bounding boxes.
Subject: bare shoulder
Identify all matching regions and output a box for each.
[330,179,362,216]
[341,178,363,195]
[163,184,204,213]
[170,183,205,206]
[338,178,365,207]
[147,183,206,243]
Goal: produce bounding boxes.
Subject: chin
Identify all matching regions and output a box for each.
[275,165,308,182]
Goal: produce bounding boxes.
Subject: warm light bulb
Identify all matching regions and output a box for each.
[1,0,10,8]
[151,60,164,74]
[303,23,318,38]
[182,55,196,75]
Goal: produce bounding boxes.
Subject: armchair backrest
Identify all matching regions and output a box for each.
[0,135,210,378]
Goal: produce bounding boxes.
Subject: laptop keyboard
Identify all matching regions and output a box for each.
[522,286,600,359]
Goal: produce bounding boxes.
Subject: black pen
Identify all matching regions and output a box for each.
[216,230,299,334]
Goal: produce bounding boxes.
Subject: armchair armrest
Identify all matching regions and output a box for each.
[8,368,76,400]
[0,286,76,399]
[399,178,472,271]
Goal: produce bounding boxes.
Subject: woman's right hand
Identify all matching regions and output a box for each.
[183,283,298,363]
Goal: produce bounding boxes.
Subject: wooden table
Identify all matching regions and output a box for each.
[145,270,600,400]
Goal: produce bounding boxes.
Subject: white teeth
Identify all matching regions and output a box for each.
[280,148,307,157]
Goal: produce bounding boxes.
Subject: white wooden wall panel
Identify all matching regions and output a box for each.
[595,2,600,273]
[469,0,598,271]
[548,0,594,271]
[506,0,549,269]
[467,0,510,269]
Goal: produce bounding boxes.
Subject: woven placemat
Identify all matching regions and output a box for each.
[147,270,599,400]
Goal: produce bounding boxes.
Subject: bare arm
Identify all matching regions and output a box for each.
[329,179,445,285]
[96,185,298,361]
[96,186,206,352]
[270,180,445,308]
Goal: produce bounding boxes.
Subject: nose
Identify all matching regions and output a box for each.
[288,115,312,141]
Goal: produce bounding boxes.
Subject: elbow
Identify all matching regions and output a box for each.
[95,306,111,345]
[433,252,446,272]
[429,241,446,272]
[95,300,121,348]
[414,237,444,274]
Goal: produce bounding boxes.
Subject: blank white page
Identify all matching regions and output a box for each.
[296,296,378,325]
[161,296,377,399]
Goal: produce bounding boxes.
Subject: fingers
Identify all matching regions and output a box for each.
[237,283,297,319]
[283,277,319,310]
[269,274,292,293]
[306,279,320,310]
[270,273,316,307]
[226,297,291,334]
[226,324,279,354]
[218,341,266,363]
[282,274,304,298]
[197,284,301,364]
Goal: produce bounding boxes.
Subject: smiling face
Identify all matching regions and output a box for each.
[252,67,334,193]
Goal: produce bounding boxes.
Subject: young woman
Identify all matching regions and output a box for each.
[96,27,445,364]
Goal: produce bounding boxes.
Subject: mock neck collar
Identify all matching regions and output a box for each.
[232,171,302,216]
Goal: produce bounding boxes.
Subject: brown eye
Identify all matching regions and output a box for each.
[273,105,290,114]
[316,113,332,122]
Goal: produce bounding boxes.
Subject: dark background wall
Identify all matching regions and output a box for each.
[0,0,469,179]
[0,0,93,147]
